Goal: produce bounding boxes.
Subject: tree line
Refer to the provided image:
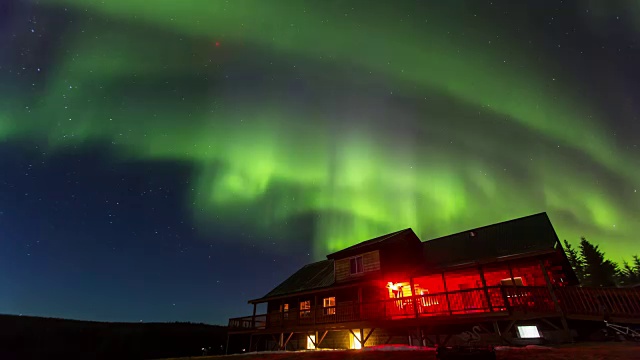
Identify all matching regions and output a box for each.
[563,237,640,287]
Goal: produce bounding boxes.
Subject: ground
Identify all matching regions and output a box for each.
[163,342,640,360]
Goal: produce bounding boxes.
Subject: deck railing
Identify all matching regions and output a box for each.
[228,286,640,330]
[556,286,640,319]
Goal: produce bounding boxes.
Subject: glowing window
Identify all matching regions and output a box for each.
[300,300,311,317]
[307,334,316,349]
[350,256,363,274]
[516,325,541,338]
[323,297,336,315]
[500,277,524,286]
[280,303,289,319]
[349,330,362,349]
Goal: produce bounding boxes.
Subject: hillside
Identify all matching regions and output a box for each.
[0,314,228,360]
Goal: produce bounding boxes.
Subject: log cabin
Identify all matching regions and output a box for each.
[227,212,640,352]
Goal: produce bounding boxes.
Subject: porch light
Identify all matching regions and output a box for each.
[516,325,541,339]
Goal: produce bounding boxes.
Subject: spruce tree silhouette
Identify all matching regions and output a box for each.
[618,255,640,286]
[563,239,585,284]
[579,237,618,287]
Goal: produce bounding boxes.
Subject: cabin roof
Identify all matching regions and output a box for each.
[259,260,335,300]
[255,212,565,302]
[421,212,558,268]
[326,228,412,259]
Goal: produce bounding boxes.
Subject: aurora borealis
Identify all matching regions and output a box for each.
[1,0,639,323]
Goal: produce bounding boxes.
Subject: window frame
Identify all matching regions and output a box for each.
[300,300,311,317]
[323,296,336,315]
[280,303,289,319]
[349,256,364,275]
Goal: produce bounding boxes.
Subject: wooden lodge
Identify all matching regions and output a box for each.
[227,213,640,352]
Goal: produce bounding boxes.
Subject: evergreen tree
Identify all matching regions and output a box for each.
[563,239,585,284]
[579,237,618,287]
[617,255,640,286]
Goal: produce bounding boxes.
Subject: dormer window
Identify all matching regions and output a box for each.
[350,256,364,275]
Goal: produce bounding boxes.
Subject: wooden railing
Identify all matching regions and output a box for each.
[556,286,640,319]
[228,286,640,331]
[228,314,267,330]
[229,286,557,330]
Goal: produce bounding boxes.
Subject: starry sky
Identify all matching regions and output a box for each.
[1,0,639,325]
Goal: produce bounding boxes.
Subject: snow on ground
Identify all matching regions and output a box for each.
[167,342,639,360]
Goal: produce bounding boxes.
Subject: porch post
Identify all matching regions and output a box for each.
[409,277,419,318]
[540,259,571,342]
[314,295,318,326]
[478,265,493,312]
[251,303,257,329]
[507,262,517,288]
[225,333,230,355]
[441,272,452,315]
[357,286,363,320]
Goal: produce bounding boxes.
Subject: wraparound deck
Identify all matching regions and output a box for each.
[229,285,640,333]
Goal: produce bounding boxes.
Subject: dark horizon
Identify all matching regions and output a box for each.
[1,0,639,325]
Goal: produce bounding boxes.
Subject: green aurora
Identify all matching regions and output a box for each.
[3,0,639,260]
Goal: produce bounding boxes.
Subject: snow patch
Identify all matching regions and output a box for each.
[363,345,436,352]
[495,345,554,351]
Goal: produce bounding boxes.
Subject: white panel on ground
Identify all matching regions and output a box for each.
[517,325,541,338]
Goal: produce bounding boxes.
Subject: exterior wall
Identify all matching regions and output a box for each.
[335,250,381,283]
[379,232,423,275]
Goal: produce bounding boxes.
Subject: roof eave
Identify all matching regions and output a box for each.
[420,248,558,273]
[248,279,378,304]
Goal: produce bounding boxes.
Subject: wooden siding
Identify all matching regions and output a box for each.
[335,250,381,283]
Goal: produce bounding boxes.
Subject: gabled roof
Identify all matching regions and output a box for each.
[421,212,559,268]
[258,260,335,300]
[326,228,412,259]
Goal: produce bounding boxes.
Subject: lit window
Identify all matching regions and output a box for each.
[349,330,362,349]
[500,277,524,286]
[280,303,289,319]
[300,300,311,317]
[350,256,364,275]
[516,325,541,339]
[307,334,316,349]
[323,297,335,315]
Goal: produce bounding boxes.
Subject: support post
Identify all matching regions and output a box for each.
[283,332,294,350]
[540,259,571,342]
[493,321,501,336]
[279,333,284,350]
[225,333,230,355]
[479,265,493,312]
[251,303,257,329]
[314,295,318,326]
[409,277,420,318]
[357,287,363,320]
[442,272,452,315]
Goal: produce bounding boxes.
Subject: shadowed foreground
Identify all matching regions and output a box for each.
[164,343,639,360]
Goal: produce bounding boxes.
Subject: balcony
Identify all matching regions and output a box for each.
[228,286,561,331]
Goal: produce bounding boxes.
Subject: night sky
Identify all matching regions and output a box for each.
[1,0,639,325]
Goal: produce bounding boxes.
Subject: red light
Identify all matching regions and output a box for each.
[215,41,220,47]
